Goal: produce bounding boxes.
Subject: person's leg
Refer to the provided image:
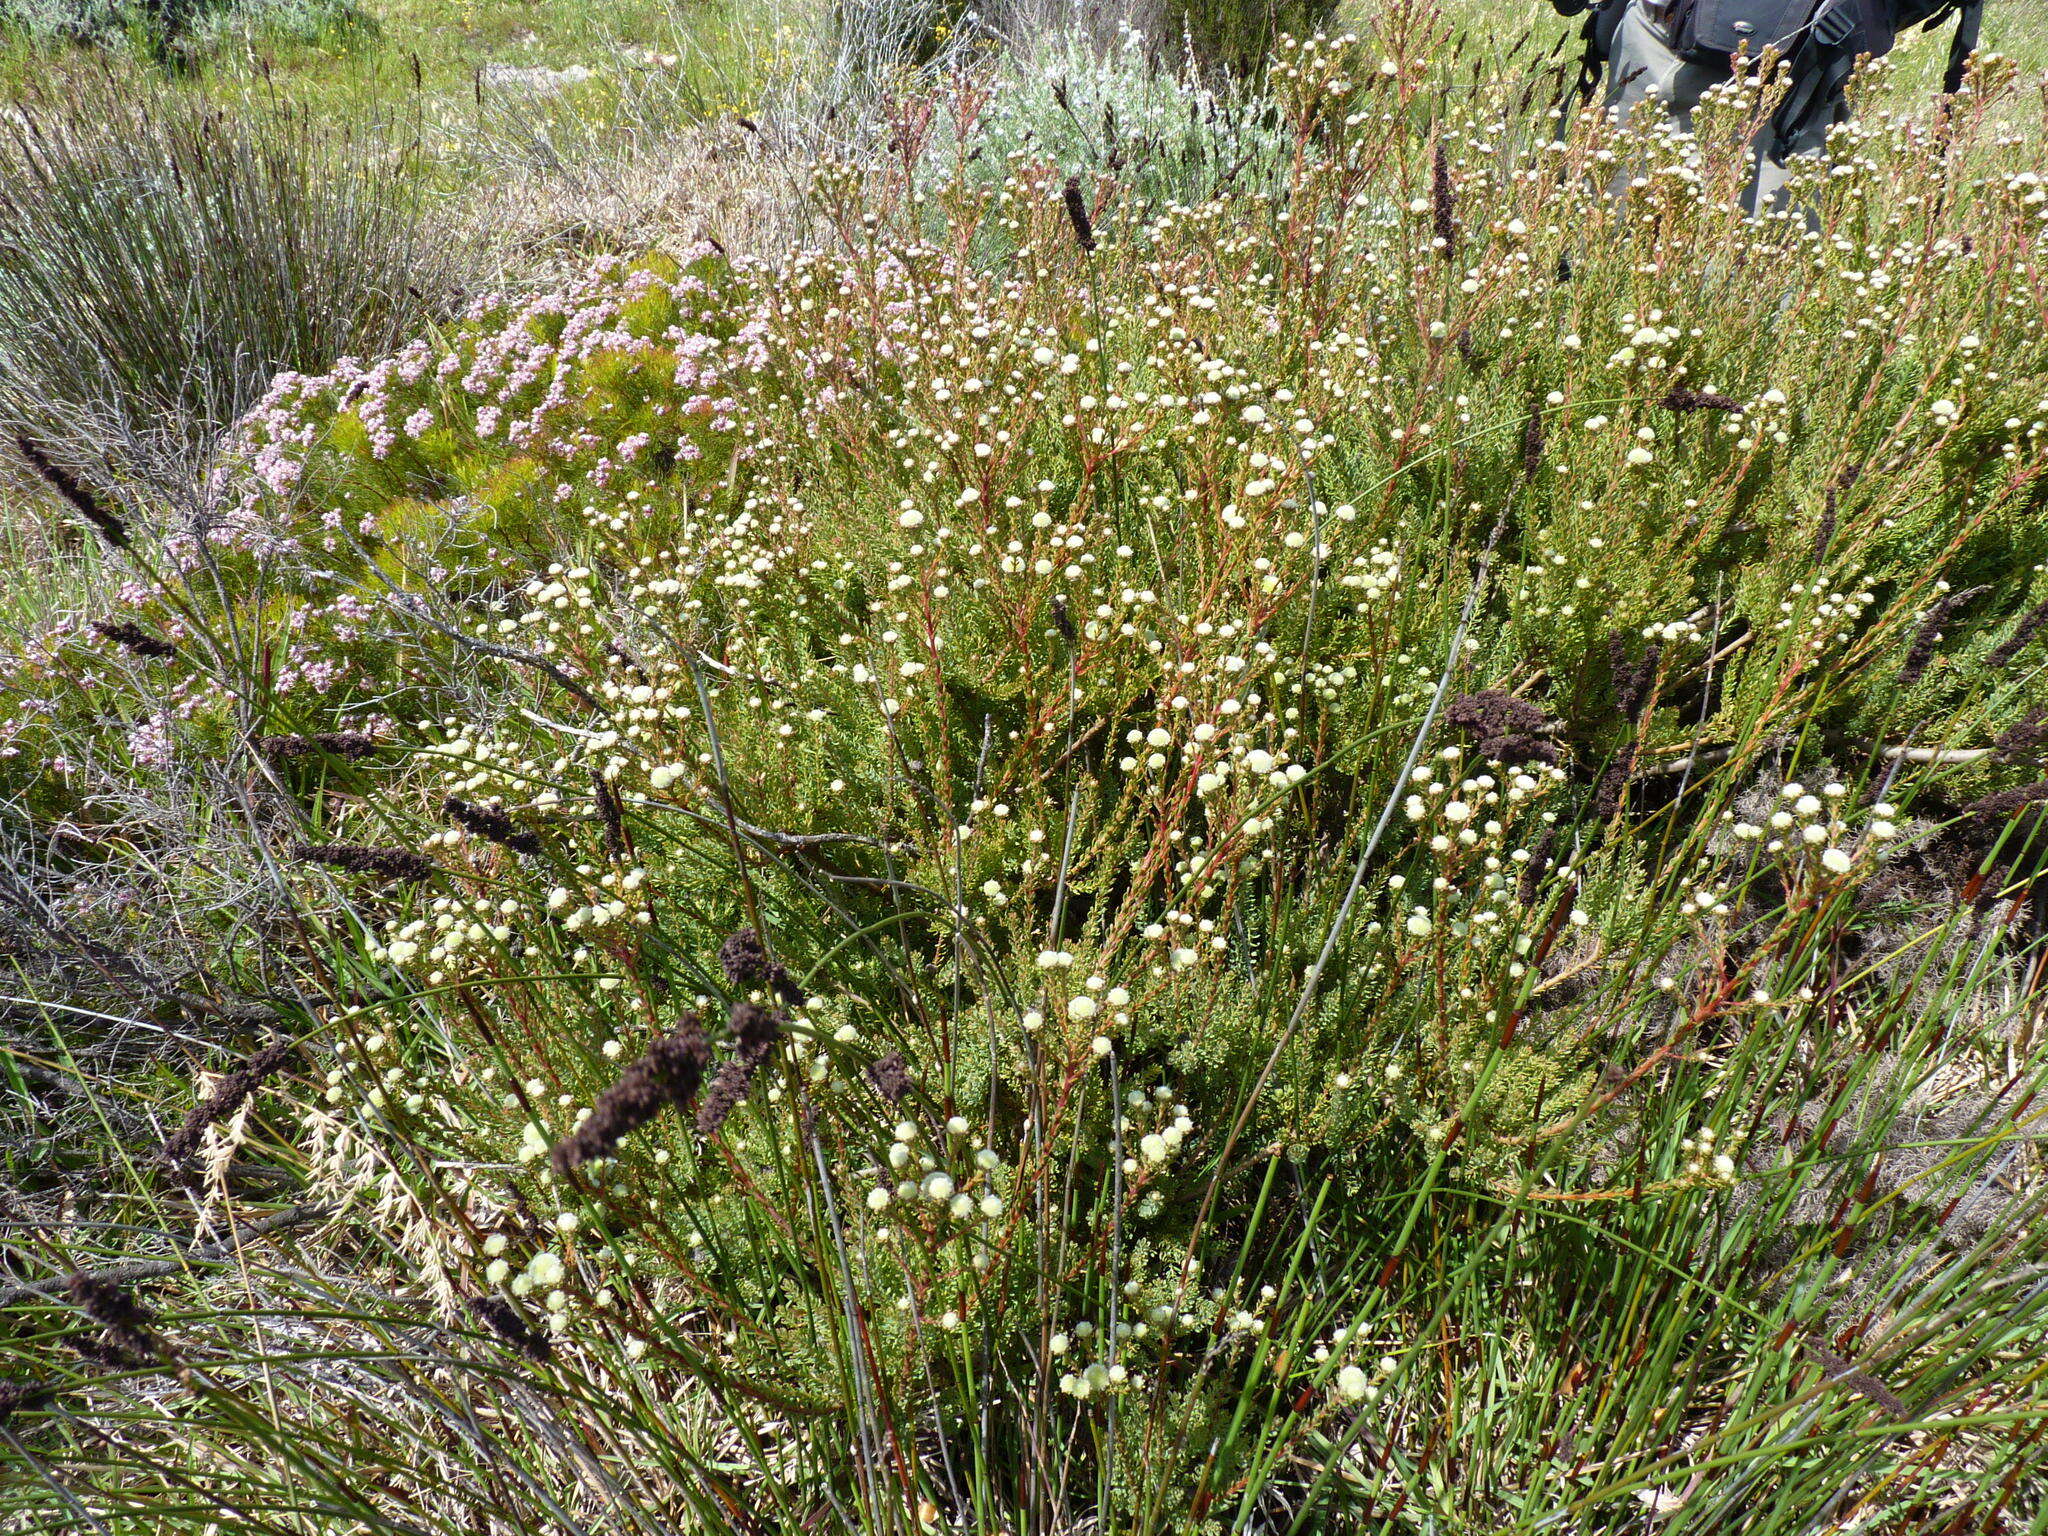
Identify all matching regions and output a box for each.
[1603,4,1728,187]
[1603,2,1685,126]
[1742,96,1844,219]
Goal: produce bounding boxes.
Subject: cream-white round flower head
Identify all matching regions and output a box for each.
[1067,995,1099,1021]
[1336,1365,1371,1401]
[525,1252,564,1287]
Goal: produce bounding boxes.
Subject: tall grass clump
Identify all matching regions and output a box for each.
[0,75,454,487]
[2,9,2047,1532]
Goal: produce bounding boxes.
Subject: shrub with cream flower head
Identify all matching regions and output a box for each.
[9,10,2048,1533]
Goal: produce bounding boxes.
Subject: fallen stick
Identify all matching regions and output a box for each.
[0,1201,332,1308]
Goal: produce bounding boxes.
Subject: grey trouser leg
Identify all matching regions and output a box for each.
[1602,0,1839,216]
[1605,2,1729,134]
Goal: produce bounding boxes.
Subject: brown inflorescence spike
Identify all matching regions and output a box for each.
[718,929,771,987]
[445,797,543,856]
[720,929,804,1005]
[91,620,174,659]
[1445,691,1559,767]
[1608,635,1660,723]
[766,961,805,1006]
[67,1331,144,1368]
[258,731,381,762]
[1965,782,2048,821]
[1595,742,1638,820]
[1800,1338,1909,1421]
[1050,593,1076,641]
[550,1015,710,1175]
[694,1058,755,1137]
[467,1296,552,1362]
[66,1274,157,1358]
[1520,403,1546,480]
[1518,827,1557,906]
[866,1050,911,1106]
[1899,584,1989,687]
[1994,708,2048,762]
[1985,597,2048,671]
[1062,175,1096,254]
[1659,385,1740,413]
[1431,142,1457,261]
[696,1001,785,1137]
[290,843,436,886]
[1812,490,1837,568]
[15,436,127,548]
[0,1379,54,1425]
[160,1038,296,1165]
[729,1001,782,1056]
[593,771,627,861]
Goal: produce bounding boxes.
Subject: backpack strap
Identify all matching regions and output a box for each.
[1941,0,1983,95]
[1546,0,1621,110]
[1765,1,1861,160]
[1579,0,1625,103]
[1766,0,1978,162]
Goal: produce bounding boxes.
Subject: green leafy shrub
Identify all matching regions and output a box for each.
[4,14,2048,1534]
